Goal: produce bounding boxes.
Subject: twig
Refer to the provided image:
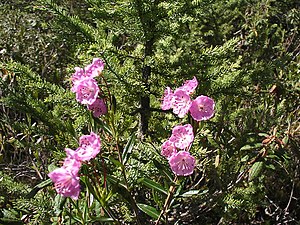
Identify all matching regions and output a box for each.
[284,163,298,213]
[115,141,142,225]
[155,177,178,225]
[284,180,294,214]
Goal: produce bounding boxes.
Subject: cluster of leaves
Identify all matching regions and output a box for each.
[0,0,299,224]
[0,171,55,224]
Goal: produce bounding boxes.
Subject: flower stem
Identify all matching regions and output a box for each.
[115,141,142,225]
[99,73,112,110]
[155,176,178,225]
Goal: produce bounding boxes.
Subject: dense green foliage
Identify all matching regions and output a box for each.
[1,0,299,224]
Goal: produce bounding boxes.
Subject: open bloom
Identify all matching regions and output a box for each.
[84,58,105,77]
[74,145,99,162]
[176,76,198,95]
[80,132,101,149]
[169,124,194,150]
[171,90,192,118]
[48,166,81,200]
[76,132,101,161]
[65,132,101,162]
[169,151,196,176]
[189,95,215,121]
[63,149,82,173]
[161,140,177,158]
[161,77,200,118]
[71,58,104,91]
[87,98,107,117]
[71,67,86,92]
[73,78,99,105]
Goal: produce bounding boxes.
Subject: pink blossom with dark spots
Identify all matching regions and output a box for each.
[169,151,196,176]
[74,78,99,105]
[171,90,192,118]
[176,76,198,95]
[71,67,86,92]
[48,166,81,200]
[169,124,194,150]
[87,98,107,117]
[74,132,101,161]
[84,58,105,78]
[161,140,177,158]
[189,95,215,121]
[64,148,82,173]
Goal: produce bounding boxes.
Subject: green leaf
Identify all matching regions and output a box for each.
[137,203,160,220]
[122,133,136,164]
[95,118,112,136]
[180,189,209,198]
[137,178,168,195]
[64,120,76,138]
[26,179,52,198]
[106,175,131,203]
[282,136,289,145]
[48,163,59,173]
[240,143,263,151]
[266,163,276,170]
[152,159,173,182]
[180,190,200,197]
[0,209,22,224]
[91,217,114,223]
[111,95,117,114]
[81,176,101,204]
[258,133,269,137]
[241,155,249,162]
[108,155,124,169]
[248,161,264,181]
[54,194,67,216]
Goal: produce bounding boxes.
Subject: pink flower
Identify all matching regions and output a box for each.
[79,132,101,149]
[171,90,192,118]
[65,148,77,159]
[70,58,104,91]
[84,58,105,77]
[64,133,101,162]
[64,148,82,173]
[177,76,198,95]
[169,151,196,176]
[75,132,101,161]
[189,95,215,121]
[48,167,81,200]
[161,87,174,110]
[73,78,99,105]
[169,124,194,150]
[74,146,99,162]
[87,98,108,117]
[71,67,86,92]
[161,140,177,158]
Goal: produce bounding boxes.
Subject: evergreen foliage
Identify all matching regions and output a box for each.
[0,0,299,224]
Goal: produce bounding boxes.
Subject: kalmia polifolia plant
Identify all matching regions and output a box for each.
[47,58,116,222]
[49,58,106,200]
[161,76,215,176]
[48,132,101,200]
[156,77,215,224]
[46,58,147,224]
[70,58,107,116]
[47,62,215,224]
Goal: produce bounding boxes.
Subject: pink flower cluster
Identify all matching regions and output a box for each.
[71,58,107,117]
[161,77,215,121]
[161,77,216,176]
[161,124,196,176]
[48,132,101,200]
